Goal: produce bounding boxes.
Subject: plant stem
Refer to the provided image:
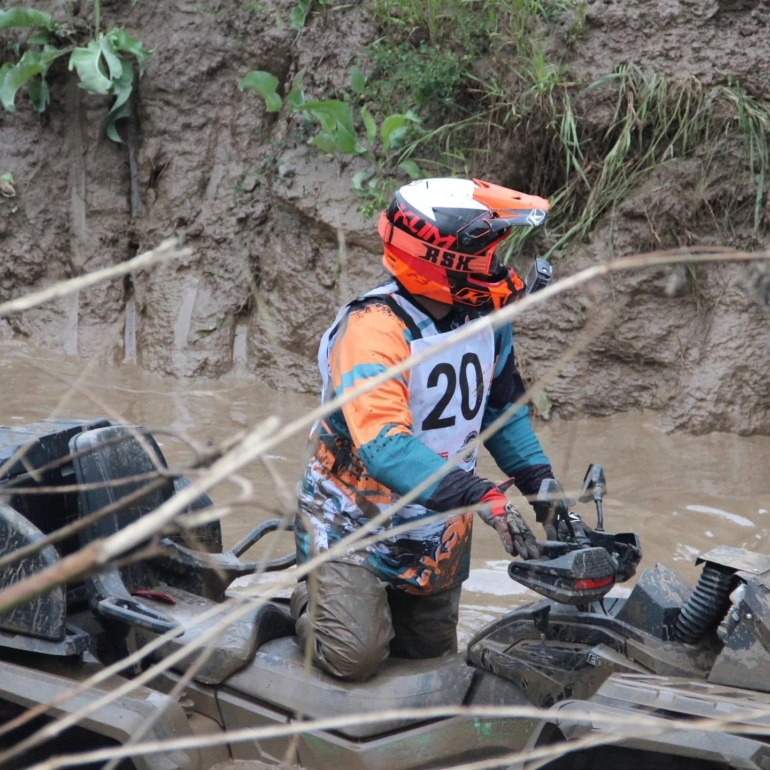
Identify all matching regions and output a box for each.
[93,0,101,34]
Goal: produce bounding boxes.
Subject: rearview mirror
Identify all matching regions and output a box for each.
[525,257,553,295]
[537,478,570,519]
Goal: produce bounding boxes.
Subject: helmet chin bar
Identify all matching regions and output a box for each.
[384,248,523,311]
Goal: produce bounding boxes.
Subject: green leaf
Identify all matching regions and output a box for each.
[380,114,408,149]
[398,159,422,178]
[27,29,51,45]
[360,104,376,144]
[238,70,282,112]
[99,34,123,83]
[106,28,151,76]
[104,59,134,143]
[350,65,365,95]
[297,99,358,154]
[351,170,367,191]
[287,83,304,108]
[310,132,337,154]
[0,8,53,32]
[0,63,11,89]
[379,110,421,149]
[69,40,112,95]
[287,66,306,108]
[27,77,49,113]
[0,49,57,112]
[290,0,313,30]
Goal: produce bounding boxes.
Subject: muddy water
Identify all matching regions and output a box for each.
[0,348,768,645]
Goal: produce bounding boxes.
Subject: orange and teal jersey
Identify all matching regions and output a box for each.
[296,281,553,594]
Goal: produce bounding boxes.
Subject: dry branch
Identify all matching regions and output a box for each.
[0,246,768,767]
[0,238,190,318]
[0,246,766,617]
[23,701,770,770]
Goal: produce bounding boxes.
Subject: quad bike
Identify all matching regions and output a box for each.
[0,419,767,770]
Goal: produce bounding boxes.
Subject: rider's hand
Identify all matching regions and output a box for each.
[478,489,540,560]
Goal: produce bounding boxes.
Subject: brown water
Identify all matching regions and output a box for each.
[1,347,768,645]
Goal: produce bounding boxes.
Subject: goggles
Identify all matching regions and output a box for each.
[457,265,525,310]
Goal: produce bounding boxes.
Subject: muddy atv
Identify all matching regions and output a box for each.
[0,419,767,770]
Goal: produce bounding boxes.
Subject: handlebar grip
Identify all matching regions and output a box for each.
[229,519,295,558]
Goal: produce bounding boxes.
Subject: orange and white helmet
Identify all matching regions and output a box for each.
[378,178,550,310]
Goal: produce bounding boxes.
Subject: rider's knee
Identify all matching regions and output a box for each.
[292,563,394,682]
[302,613,391,681]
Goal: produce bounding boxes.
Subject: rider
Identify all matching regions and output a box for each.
[292,177,562,681]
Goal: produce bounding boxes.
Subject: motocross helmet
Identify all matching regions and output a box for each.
[379,178,550,310]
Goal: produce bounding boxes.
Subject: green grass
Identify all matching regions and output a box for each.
[519,70,770,260]
[275,0,769,250]
[368,0,583,55]
[365,41,466,123]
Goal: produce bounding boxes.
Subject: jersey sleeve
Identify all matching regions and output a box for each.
[482,324,555,501]
[331,303,493,510]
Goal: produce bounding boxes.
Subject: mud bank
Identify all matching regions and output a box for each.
[0,0,768,432]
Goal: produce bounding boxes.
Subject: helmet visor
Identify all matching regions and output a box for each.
[454,212,515,253]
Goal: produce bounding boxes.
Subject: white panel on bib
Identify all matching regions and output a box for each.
[409,318,494,473]
[316,281,495,474]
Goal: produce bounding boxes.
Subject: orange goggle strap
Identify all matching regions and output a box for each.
[379,213,497,275]
[382,248,454,303]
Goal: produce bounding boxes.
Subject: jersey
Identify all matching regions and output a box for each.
[296,281,553,594]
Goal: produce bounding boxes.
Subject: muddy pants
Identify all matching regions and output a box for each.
[291,562,462,682]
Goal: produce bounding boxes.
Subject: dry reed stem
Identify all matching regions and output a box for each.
[0,238,189,319]
[0,478,169,572]
[24,701,770,770]
[0,289,612,638]
[0,298,705,763]
[0,246,767,767]
[2,244,763,616]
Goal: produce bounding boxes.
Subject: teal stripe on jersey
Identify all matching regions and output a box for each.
[482,403,550,474]
[494,324,513,377]
[358,427,443,504]
[335,364,408,396]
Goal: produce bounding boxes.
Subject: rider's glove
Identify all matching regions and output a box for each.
[478,489,540,560]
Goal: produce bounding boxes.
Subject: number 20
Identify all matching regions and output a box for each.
[421,353,483,431]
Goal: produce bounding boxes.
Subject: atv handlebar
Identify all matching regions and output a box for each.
[509,464,642,605]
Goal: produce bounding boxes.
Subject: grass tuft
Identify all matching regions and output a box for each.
[270,0,770,256]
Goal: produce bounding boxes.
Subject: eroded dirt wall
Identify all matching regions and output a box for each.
[0,0,768,433]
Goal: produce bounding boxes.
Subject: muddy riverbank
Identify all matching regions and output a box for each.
[0,0,768,435]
